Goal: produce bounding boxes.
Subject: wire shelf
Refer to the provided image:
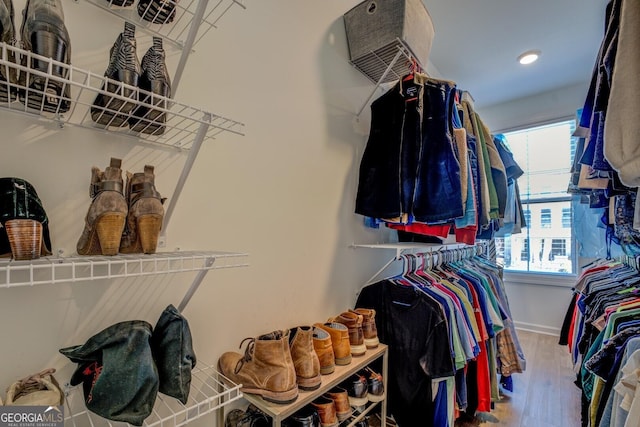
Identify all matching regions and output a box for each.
[64,364,243,427]
[84,0,246,50]
[0,43,244,150]
[0,251,249,288]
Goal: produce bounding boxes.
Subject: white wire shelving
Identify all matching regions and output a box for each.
[0,251,249,288]
[83,0,246,50]
[0,43,244,150]
[64,364,243,427]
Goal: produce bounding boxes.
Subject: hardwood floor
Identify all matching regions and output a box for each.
[489,330,582,427]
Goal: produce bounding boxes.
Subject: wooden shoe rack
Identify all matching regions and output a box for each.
[243,344,388,427]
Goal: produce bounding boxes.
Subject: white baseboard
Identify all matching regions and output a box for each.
[514,321,561,336]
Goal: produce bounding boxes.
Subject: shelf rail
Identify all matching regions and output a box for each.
[64,364,243,427]
[0,251,249,288]
[81,0,246,51]
[0,43,245,150]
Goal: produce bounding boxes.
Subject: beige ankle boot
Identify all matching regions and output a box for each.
[77,158,127,256]
[289,326,321,391]
[119,165,165,254]
[218,330,298,404]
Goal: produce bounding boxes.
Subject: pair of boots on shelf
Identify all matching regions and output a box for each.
[60,305,196,426]
[0,0,71,112]
[217,309,380,405]
[314,308,379,371]
[0,177,52,260]
[107,0,179,25]
[91,23,171,136]
[77,157,165,256]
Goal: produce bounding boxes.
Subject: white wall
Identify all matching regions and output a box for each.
[0,0,398,410]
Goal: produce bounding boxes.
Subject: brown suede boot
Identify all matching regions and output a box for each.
[350,308,379,349]
[314,322,351,365]
[289,326,321,391]
[329,312,366,356]
[77,158,127,256]
[119,165,165,254]
[218,330,298,404]
[313,326,335,375]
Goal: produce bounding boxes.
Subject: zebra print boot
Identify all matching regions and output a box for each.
[137,0,178,24]
[91,22,140,127]
[129,36,170,135]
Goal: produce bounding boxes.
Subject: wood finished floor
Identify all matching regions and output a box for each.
[489,330,582,427]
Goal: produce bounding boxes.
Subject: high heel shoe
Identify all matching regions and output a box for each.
[0,0,17,102]
[91,22,140,127]
[0,177,52,260]
[137,0,178,24]
[18,0,72,113]
[119,164,165,254]
[129,36,170,135]
[76,158,128,256]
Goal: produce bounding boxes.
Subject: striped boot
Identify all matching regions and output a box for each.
[91,22,140,127]
[137,0,177,24]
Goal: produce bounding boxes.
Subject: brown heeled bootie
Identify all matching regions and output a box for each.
[76,158,127,256]
[119,165,165,254]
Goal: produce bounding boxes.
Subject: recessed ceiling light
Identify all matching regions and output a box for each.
[518,50,541,65]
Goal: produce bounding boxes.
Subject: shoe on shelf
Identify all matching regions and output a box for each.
[225,405,271,427]
[282,405,321,427]
[129,36,171,135]
[323,386,352,422]
[314,322,351,366]
[0,177,53,260]
[361,367,384,402]
[0,0,17,101]
[350,308,379,349]
[137,0,178,24]
[311,396,338,427]
[217,330,298,404]
[91,22,140,127]
[340,373,368,407]
[5,368,63,406]
[119,164,165,254]
[289,326,321,391]
[312,326,335,375]
[329,311,366,356]
[19,0,72,113]
[76,158,128,256]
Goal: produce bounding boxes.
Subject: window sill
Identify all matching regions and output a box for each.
[503,270,577,288]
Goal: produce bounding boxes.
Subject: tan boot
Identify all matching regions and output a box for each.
[218,330,298,404]
[314,322,351,365]
[77,158,127,256]
[119,165,165,254]
[350,308,379,349]
[329,312,366,356]
[313,326,335,375]
[289,326,321,391]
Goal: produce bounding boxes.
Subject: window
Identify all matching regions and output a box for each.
[540,209,552,228]
[562,208,571,228]
[495,120,576,274]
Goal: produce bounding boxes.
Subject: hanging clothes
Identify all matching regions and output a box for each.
[355,249,525,426]
[559,259,640,427]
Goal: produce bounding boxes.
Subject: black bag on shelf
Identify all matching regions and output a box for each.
[59,320,159,426]
[151,304,197,404]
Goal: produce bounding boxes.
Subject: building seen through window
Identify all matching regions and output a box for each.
[495,120,576,274]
